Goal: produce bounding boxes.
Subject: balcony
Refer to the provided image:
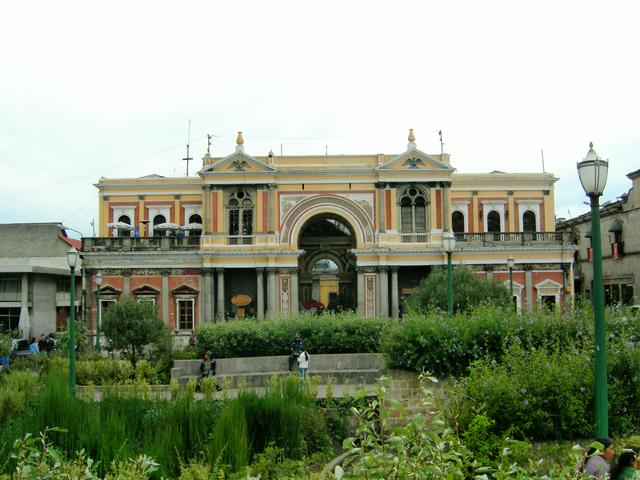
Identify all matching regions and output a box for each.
[400,233,430,243]
[453,231,572,246]
[82,236,202,252]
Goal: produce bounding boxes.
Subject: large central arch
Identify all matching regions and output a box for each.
[297,213,357,311]
[280,194,374,247]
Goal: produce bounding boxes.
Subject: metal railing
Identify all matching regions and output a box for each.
[82,236,202,251]
[453,231,571,245]
[400,233,430,243]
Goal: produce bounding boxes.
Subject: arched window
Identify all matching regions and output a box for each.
[188,214,202,236]
[399,187,428,233]
[152,215,166,236]
[523,210,536,233]
[228,190,253,237]
[452,211,465,234]
[117,215,131,237]
[487,211,501,233]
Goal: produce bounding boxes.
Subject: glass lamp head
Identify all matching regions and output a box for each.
[67,246,79,269]
[577,142,608,196]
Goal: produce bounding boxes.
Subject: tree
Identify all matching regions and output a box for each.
[102,297,168,367]
[405,266,512,314]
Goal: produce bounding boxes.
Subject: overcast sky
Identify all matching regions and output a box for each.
[1,1,638,238]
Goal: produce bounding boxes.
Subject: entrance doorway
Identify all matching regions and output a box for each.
[298,214,356,311]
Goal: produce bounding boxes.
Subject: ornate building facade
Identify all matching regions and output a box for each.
[81,131,575,335]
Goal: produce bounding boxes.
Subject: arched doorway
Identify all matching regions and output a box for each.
[298,214,356,311]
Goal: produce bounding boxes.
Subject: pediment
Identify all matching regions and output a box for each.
[97,285,120,295]
[132,284,160,295]
[201,151,276,173]
[171,284,199,296]
[377,148,454,171]
[535,279,563,290]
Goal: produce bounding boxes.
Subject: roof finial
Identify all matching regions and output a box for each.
[268,148,274,164]
[236,131,244,152]
[407,128,416,151]
[589,141,594,149]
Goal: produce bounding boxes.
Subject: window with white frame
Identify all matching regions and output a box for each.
[517,200,541,232]
[452,211,465,234]
[177,299,194,330]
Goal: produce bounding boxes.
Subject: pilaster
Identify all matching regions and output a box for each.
[216,268,225,320]
[161,270,169,325]
[390,266,399,319]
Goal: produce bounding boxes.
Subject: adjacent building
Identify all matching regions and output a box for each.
[81,130,575,337]
[557,168,640,305]
[0,223,81,337]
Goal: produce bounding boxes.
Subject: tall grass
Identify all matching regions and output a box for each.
[209,376,330,472]
[0,372,222,477]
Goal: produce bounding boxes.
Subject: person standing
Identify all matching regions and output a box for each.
[288,333,303,372]
[297,347,309,381]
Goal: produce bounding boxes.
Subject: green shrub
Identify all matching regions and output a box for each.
[198,312,388,358]
[384,304,594,376]
[450,346,594,440]
[0,370,38,426]
[405,266,512,314]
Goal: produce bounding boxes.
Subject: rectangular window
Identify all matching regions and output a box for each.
[400,206,413,233]
[229,209,239,235]
[177,299,194,330]
[242,209,253,236]
[0,275,20,294]
[414,205,426,232]
[0,307,20,334]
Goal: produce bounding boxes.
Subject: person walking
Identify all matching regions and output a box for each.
[288,333,303,372]
[297,347,309,382]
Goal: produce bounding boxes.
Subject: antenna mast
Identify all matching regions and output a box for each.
[439,130,444,156]
[182,119,193,176]
[541,149,545,173]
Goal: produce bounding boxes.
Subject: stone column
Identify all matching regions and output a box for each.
[216,268,225,320]
[267,268,277,316]
[525,266,533,311]
[357,268,365,315]
[268,184,276,233]
[201,269,213,324]
[378,267,389,318]
[390,267,399,319]
[122,270,131,296]
[256,268,265,320]
[203,186,211,234]
[377,183,385,233]
[161,270,169,326]
[291,268,299,315]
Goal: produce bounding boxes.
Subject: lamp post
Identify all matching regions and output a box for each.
[577,142,609,438]
[66,246,79,398]
[95,271,102,353]
[443,231,456,316]
[507,255,515,308]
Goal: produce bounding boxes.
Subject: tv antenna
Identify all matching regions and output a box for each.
[182,119,193,176]
[439,130,444,156]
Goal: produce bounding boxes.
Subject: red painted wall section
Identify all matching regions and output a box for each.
[532,270,563,305]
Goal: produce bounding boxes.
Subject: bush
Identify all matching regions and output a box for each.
[384,304,593,376]
[405,266,512,314]
[451,346,594,440]
[197,312,388,358]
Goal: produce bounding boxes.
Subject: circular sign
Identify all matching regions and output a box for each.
[231,294,252,307]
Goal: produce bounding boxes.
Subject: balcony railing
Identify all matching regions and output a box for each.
[454,231,572,245]
[82,236,202,252]
[400,233,430,243]
[227,235,254,245]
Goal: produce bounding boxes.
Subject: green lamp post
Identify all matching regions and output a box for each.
[95,270,102,353]
[443,231,456,316]
[66,246,79,398]
[577,142,609,437]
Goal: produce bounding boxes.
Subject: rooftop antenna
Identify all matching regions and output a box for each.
[90,219,96,237]
[182,119,193,176]
[325,143,328,156]
[541,149,546,173]
[207,134,212,155]
[439,130,444,156]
